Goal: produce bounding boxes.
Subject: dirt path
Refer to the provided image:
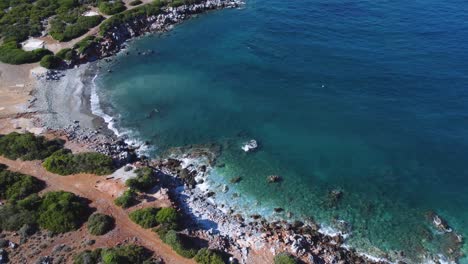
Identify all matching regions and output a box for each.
[0,156,195,264]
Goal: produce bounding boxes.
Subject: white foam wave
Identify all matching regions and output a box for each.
[90,73,152,155]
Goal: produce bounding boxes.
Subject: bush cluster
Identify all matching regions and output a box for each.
[130,207,179,229]
[194,248,225,264]
[0,41,52,65]
[74,244,153,264]
[50,15,103,42]
[129,207,159,228]
[129,0,143,6]
[0,200,40,231]
[125,167,157,192]
[114,189,138,208]
[0,132,63,160]
[274,253,298,264]
[56,48,75,61]
[0,0,101,43]
[73,35,100,54]
[40,54,63,69]
[98,0,126,15]
[87,213,115,235]
[100,3,162,34]
[43,149,114,175]
[0,165,45,201]
[38,191,90,233]
[169,0,203,7]
[161,230,197,258]
[0,190,90,234]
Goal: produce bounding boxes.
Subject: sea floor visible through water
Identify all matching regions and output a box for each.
[91,0,468,262]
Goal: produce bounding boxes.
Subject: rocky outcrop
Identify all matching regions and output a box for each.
[77,0,244,66]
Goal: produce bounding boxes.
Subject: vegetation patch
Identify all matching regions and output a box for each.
[169,0,203,7]
[114,189,138,208]
[161,230,197,258]
[87,213,115,236]
[50,14,103,42]
[40,54,63,69]
[129,0,143,6]
[194,248,225,264]
[0,165,45,201]
[74,244,153,264]
[129,207,159,228]
[274,253,298,264]
[56,48,75,61]
[0,132,63,160]
[0,41,52,64]
[0,200,40,231]
[38,191,91,233]
[73,35,100,54]
[125,166,157,192]
[99,2,162,34]
[98,0,126,15]
[43,149,114,175]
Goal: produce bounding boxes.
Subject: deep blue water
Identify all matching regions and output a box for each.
[95,0,468,262]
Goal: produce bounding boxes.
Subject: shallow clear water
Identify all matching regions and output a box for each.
[95,0,468,262]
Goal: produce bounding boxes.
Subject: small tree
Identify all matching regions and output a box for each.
[40,55,62,69]
[87,213,115,236]
[194,248,225,264]
[114,189,138,208]
[129,207,159,228]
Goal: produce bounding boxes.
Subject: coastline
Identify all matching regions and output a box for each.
[0,1,465,264]
[26,37,390,264]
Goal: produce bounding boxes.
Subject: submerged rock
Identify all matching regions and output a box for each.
[230,176,242,183]
[267,175,282,183]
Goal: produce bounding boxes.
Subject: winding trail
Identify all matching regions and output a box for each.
[0,156,195,264]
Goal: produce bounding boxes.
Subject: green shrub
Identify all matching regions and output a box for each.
[73,35,99,54]
[99,3,161,34]
[0,132,63,160]
[162,230,197,258]
[129,207,159,228]
[73,248,103,264]
[38,191,90,233]
[129,0,142,6]
[156,207,178,227]
[274,253,298,264]
[56,48,75,60]
[125,167,157,192]
[194,248,225,264]
[87,213,115,235]
[114,189,138,208]
[0,41,52,64]
[98,0,126,15]
[40,54,62,69]
[50,15,103,41]
[0,203,39,231]
[43,149,114,175]
[0,168,45,201]
[74,244,152,264]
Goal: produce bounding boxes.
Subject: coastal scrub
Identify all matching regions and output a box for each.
[0,132,64,160]
[274,253,298,264]
[87,213,115,236]
[43,149,114,175]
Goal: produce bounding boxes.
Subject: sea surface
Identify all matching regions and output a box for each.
[93,0,468,262]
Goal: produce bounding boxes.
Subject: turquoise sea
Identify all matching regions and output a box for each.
[94,0,468,262]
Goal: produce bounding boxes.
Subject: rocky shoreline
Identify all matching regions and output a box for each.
[52,124,386,264]
[26,0,465,263]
